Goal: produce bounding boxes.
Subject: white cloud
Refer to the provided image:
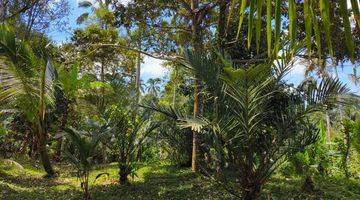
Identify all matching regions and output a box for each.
[140,56,169,81]
[289,60,306,76]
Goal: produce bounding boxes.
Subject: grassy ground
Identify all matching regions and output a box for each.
[1,158,360,199]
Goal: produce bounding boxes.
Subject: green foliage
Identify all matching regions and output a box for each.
[352,118,360,153]
[63,121,108,199]
[169,48,349,198]
[105,104,159,184]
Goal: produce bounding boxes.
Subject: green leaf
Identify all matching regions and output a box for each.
[274,0,281,55]
[320,0,333,57]
[289,0,297,52]
[236,0,248,39]
[339,0,355,62]
[256,0,264,54]
[304,0,312,57]
[310,0,322,63]
[266,0,272,57]
[247,0,256,49]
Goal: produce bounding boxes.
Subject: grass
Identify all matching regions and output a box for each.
[1,158,360,199]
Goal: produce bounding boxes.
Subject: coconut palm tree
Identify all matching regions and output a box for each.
[145,78,162,97]
[0,24,56,176]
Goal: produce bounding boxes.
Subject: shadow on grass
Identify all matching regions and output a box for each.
[2,162,360,200]
[0,170,81,200]
[262,175,360,200]
[91,165,235,200]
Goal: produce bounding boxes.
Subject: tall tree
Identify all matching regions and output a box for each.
[0,25,56,176]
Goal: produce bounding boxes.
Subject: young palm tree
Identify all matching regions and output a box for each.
[106,105,159,185]
[146,48,349,199]
[0,24,56,176]
[63,123,108,200]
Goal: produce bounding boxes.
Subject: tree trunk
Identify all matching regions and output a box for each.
[100,61,105,112]
[190,0,202,173]
[38,129,55,177]
[136,39,141,100]
[38,62,55,177]
[343,122,350,178]
[119,164,129,185]
[82,172,90,200]
[172,67,178,108]
[242,184,261,200]
[326,112,332,145]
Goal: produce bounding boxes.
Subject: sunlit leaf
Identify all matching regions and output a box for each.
[289,0,297,52]
[274,0,281,55]
[266,0,272,57]
[236,0,248,39]
[339,0,355,62]
[304,0,312,57]
[256,0,264,53]
[247,0,256,49]
[320,0,333,57]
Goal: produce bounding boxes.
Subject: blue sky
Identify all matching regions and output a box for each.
[48,0,359,94]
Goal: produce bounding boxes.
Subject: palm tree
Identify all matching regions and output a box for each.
[0,24,56,176]
[145,78,162,97]
[63,122,108,200]
[146,48,349,199]
[106,105,159,184]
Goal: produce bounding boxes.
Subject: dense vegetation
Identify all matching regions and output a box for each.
[1,0,360,199]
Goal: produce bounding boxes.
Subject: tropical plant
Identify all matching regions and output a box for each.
[145,48,349,199]
[0,24,56,176]
[63,122,109,200]
[232,0,359,61]
[106,104,159,184]
[145,78,162,97]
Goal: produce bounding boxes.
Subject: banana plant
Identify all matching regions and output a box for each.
[0,24,56,176]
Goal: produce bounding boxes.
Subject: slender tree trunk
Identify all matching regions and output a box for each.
[100,61,105,112]
[135,39,141,99]
[172,67,177,108]
[135,39,143,162]
[326,112,332,145]
[38,127,55,176]
[38,62,55,177]
[190,0,202,173]
[344,124,350,178]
